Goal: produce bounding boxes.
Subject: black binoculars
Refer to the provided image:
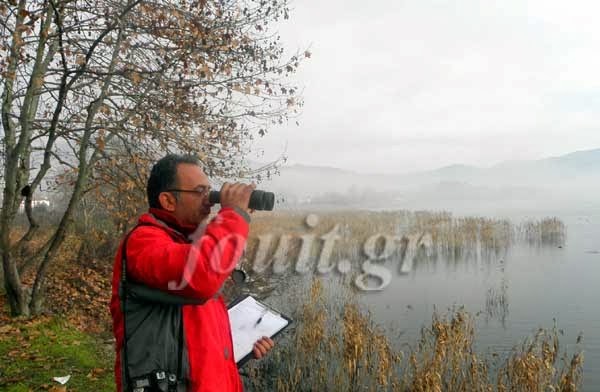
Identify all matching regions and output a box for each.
[208,189,275,211]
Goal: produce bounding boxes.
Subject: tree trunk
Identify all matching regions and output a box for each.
[2,251,30,316]
[0,0,29,316]
[28,26,127,315]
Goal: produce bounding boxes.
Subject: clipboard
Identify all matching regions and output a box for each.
[227,295,292,367]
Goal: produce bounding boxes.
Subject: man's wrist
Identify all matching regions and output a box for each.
[230,206,251,223]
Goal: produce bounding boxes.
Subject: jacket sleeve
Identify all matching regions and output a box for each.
[125,207,249,300]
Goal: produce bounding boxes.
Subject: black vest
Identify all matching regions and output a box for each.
[119,223,206,392]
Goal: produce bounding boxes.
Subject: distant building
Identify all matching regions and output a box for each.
[18,199,51,212]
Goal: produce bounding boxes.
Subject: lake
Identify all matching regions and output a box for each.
[355,209,600,390]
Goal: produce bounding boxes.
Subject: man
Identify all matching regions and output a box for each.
[110,154,274,392]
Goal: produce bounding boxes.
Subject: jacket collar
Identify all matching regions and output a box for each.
[143,208,198,239]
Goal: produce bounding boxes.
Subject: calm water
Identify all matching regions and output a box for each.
[357,211,600,390]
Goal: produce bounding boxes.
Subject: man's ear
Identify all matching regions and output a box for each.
[158,192,177,212]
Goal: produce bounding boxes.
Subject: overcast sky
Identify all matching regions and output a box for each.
[251,0,600,174]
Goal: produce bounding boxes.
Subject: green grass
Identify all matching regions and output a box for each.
[0,316,113,391]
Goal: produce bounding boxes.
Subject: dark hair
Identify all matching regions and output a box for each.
[147,154,200,209]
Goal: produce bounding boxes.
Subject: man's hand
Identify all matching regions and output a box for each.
[219,182,256,214]
[253,336,275,360]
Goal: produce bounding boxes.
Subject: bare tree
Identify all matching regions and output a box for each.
[0,0,304,316]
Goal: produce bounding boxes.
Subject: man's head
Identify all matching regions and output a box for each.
[147,154,213,226]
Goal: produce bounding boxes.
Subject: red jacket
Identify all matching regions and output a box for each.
[110,207,249,392]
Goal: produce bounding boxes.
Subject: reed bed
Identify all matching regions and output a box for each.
[243,210,566,278]
[516,218,567,248]
[243,280,584,392]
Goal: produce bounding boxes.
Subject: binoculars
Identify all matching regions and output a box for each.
[208,189,275,211]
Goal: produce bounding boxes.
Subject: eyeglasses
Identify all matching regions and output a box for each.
[165,185,211,198]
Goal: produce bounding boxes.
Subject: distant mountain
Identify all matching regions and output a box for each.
[540,148,600,172]
[403,148,600,187]
[257,148,600,212]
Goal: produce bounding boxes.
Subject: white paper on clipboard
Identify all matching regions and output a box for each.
[228,296,289,363]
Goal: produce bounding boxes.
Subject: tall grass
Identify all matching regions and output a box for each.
[243,210,566,281]
[244,280,584,392]
[516,217,567,248]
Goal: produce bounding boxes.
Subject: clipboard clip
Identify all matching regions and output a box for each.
[254,308,268,327]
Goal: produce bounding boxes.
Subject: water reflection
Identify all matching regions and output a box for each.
[483,267,509,327]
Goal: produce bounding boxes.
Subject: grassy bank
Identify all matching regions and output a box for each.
[0,315,113,391]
